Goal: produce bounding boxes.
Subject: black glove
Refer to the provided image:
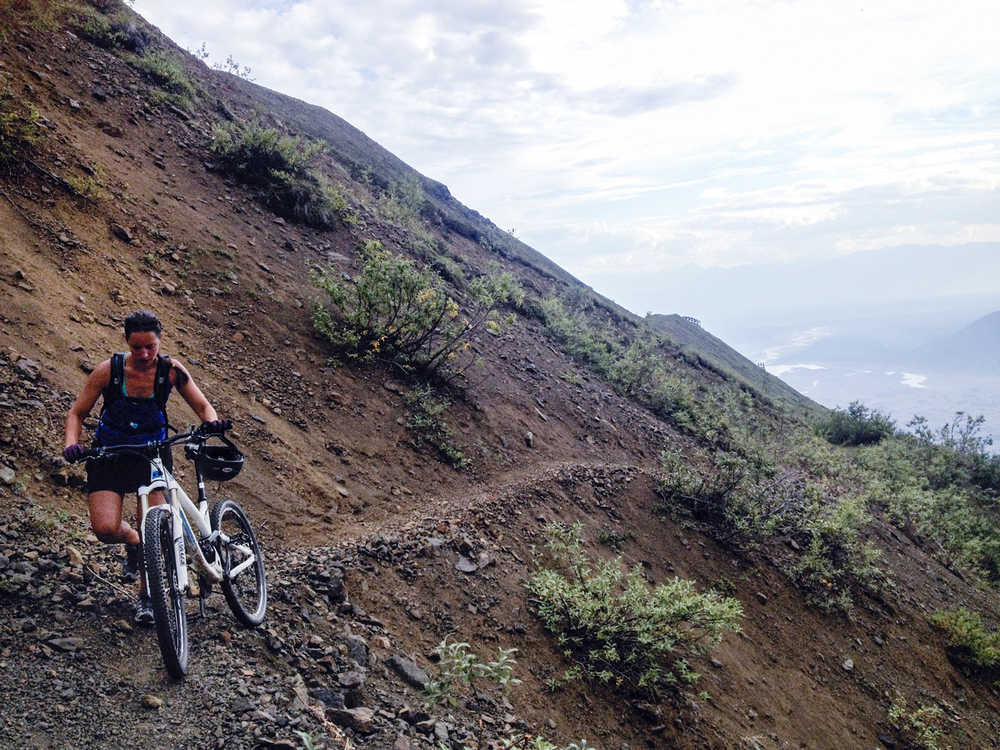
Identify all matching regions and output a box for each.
[63,443,87,463]
[200,419,232,435]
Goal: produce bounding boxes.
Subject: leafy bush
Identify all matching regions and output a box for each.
[909,412,1000,493]
[498,738,592,750]
[425,638,520,708]
[211,120,353,229]
[404,385,468,469]
[0,91,41,174]
[887,692,946,750]
[790,492,888,611]
[816,401,895,446]
[930,608,1000,679]
[657,447,778,538]
[312,241,522,378]
[526,523,741,696]
[131,50,196,105]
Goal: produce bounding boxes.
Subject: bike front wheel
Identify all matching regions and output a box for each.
[210,499,267,627]
[144,505,189,677]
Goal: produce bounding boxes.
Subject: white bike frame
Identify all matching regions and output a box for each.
[136,455,249,591]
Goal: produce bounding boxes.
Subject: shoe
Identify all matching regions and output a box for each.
[134,594,154,626]
[122,543,140,584]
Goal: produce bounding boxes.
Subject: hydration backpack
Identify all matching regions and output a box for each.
[94,352,173,446]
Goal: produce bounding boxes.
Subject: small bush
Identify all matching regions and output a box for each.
[887,692,946,750]
[132,50,196,105]
[211,120,353,228]
[424,638,520,708]
[499,738,592,750]
[816,401,895,446]
[0,91,41,174]
[526,523,742,696]
[312,241,522,378]
[790,492,888,611]
[404,385,468,469]
[930,608,1000,678]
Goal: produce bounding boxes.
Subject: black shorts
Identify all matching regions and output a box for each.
[86,448,174,495]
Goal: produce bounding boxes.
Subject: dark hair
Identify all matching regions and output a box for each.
[124,310,163,339]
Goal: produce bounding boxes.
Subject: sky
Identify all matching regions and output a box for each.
[132,0,1000,327]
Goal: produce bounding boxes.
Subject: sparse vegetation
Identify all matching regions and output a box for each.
[526,522,742,696]
[131,50,196,107]
[0,90,42,174]
[312,241,522,379]
[425,638,520,708]
[404,385,468,469]
[211,120,353,228]
[887,692,947,750]
[930,608,1000,679]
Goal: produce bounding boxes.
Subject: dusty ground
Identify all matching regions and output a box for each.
[2,6,1000,750]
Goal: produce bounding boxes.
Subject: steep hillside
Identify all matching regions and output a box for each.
[2,4,1000,750]
[645,313,819,417]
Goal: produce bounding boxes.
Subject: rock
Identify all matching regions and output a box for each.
[47,637,84,652]
[141,694,163,709]
[68,99,81,110]
[383,381,403,394]
[525,431,535,448]
[338,670,365,690]
[346,634,369,667]
[755,592,768,604]
[842,658,854,672]
[15,358,40,380]
[255,740,297,750]
[310,688,345,710]
[100,123,124,138]
[326,569,346,604]
[389,655,429,689]
[433,722,449,743]
[79,360,96,374]
[456,556,478,573]
[393,737,412,750]
[111,224,133,243]
[66,546,83,567]
[160,282,176,296]
[0,466,15,485]
[326,706,375,733]
[91,87,107,101]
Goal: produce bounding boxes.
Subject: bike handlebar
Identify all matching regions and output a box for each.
[67,424,231,463]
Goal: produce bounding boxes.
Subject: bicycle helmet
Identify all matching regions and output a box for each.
[196,439,244,481]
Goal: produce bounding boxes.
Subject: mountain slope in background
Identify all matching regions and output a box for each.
[913,310,1000,373]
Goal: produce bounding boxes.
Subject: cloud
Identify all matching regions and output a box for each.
[133,0,1000,318]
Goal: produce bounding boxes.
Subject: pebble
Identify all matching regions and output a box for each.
[141,694,163,709]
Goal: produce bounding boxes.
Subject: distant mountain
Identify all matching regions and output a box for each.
[645,313,821,416]
[913,310,1000,373]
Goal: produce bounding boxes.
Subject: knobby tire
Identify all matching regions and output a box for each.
[144,505,189,677]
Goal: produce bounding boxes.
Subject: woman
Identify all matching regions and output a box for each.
[63,310,229,624]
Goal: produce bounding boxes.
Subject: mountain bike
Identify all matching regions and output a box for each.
[74,425,267,677]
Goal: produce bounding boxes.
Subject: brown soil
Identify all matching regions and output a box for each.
[1,6,999,750]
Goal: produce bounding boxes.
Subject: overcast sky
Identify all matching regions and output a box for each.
[133,0,1000,322]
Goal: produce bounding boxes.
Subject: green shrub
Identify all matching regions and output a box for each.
[404,385,468,469]
[424,638,520,708]
[526,523,741,696]
[816,401,895,446]
[887,692,946,750]
[211,120,353,229]
[930,608,1000,678]
[312,241,522,378]
[498,738,592,750]
[790,492,888,611]
[0,91,41,174]
[69,5,124,47]
[131,50,196,105]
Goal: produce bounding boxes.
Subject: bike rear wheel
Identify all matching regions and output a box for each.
[144,505,189,677]
[210,499,267,627]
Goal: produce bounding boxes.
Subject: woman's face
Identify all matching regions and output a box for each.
[126,330,161,367]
